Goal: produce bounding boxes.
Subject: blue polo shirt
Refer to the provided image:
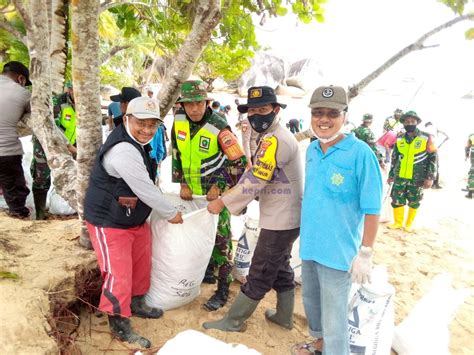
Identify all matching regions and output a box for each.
[300,134,383,271]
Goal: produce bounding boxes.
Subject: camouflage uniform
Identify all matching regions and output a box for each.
[30,135,51,193]
[466,133,474,198]
[389,128,437,208]
[352,123,384,165]
[172,80,247,311]
[388,111,437,233]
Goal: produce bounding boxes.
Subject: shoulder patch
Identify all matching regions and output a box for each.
[218,129,244,161]
[252,136,278,181]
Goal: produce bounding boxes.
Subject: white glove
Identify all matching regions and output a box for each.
[350,246,373,284]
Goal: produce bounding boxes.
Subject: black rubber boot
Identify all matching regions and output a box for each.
[204,279,229,311]
[466,191,473,199]
[265,289,295,330]
[131,295,163,319]
[202,291,259,332]
[108,315,151,348]
[202,260,216,284]
[33,190,48,220]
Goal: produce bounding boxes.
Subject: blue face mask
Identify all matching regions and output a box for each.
[248,111,276,133]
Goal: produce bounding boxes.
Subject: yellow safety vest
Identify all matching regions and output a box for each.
[59,104,77,145]
[396,135,429,179]
[174,114,224,195]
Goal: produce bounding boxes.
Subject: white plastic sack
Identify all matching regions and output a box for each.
[145,194,218,311]
[348,266,395,355]
[47,188,76,215]
[157,330,261,355]
[392,273,469,355]
[232,216,259,283]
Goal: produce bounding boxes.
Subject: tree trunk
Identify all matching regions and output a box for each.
[71,0,103,242]
[17,0,78,209]
[157,0,222,117]
[348,14,474,99]
[50,0,68,94]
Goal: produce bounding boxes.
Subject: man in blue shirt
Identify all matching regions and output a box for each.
[292,86,383,355]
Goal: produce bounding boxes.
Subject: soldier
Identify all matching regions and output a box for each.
[352,113,384,167]
[465,133,474,199]
[383,108,403,133]
[387,111,437,233]
[171,80,247,311]
[203,86,302,333]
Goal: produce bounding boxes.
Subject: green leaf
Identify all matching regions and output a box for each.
[0,271,19,280]
[465,27,474,40]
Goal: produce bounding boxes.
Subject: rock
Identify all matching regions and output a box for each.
[275,84,306,98]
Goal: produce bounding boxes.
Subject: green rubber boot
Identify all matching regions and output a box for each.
[202,291,259,332]
[265,289,294,330]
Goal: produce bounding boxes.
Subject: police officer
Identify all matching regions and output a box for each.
[352,113,384,167]
[203,86,302,332]
[388,111,437,232]
[465,133,474,199]
[171,80,247,311]
[56,81,77,146]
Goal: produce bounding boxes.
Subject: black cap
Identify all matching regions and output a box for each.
[110,87,141,102]
[2,61,32,86]
[237,86,287,113]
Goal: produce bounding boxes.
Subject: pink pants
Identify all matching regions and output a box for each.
[87,222,152,317]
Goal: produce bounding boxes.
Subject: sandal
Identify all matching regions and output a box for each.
[290,340,322,355]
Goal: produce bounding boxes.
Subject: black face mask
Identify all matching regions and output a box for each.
[404,124,417,133]
[248,111,276,133]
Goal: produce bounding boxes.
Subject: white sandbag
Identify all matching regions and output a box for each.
[232,201,260,283]
[290,240,302,284]
[157,329,261,355]
[392,273,469,355]
[348,266,395,355]
[145,194,218,310]
[47,188,76,215]
[232,216,259,283]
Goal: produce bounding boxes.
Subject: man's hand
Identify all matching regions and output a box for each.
[350,247,373,284]
[207,198,225,214]
[387,177,394,184]
[423,179,433,189]
[168,211,183,224]
[206,185,220,201]
[180,184,193,200]
[67,145,77,155]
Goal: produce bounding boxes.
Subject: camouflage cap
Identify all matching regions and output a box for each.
[394,108,403,116]
[362,113,373,122]
[176,80,213,103]
[400,110,421,124]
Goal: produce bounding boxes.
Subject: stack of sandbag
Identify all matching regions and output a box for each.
[157,330,261,355]
[391,273,469,355]
[348,266,395,355]
[145,194,218,310]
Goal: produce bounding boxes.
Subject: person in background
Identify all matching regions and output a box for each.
[56,81,77,146]
[203,86,302,333]
[110,87,141,127]
[388,111,437,233]
[107,101,122,130]
[352,113,384,168]
[293,85,383,355]
[464,133,474,199]
[376,129,398,165]
[383,108,404,133]
[172,80,247,311]
[84,97,183,349]
[0,61,32,219]
[146,87,154,98]
[424,121,449,189]
[288,118,300,134]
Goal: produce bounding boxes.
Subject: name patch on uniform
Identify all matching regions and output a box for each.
[252,136,278,181]
[177,130,187,141]
[199,136,211,151]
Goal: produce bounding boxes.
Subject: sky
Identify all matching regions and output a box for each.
[254,0,474,97]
